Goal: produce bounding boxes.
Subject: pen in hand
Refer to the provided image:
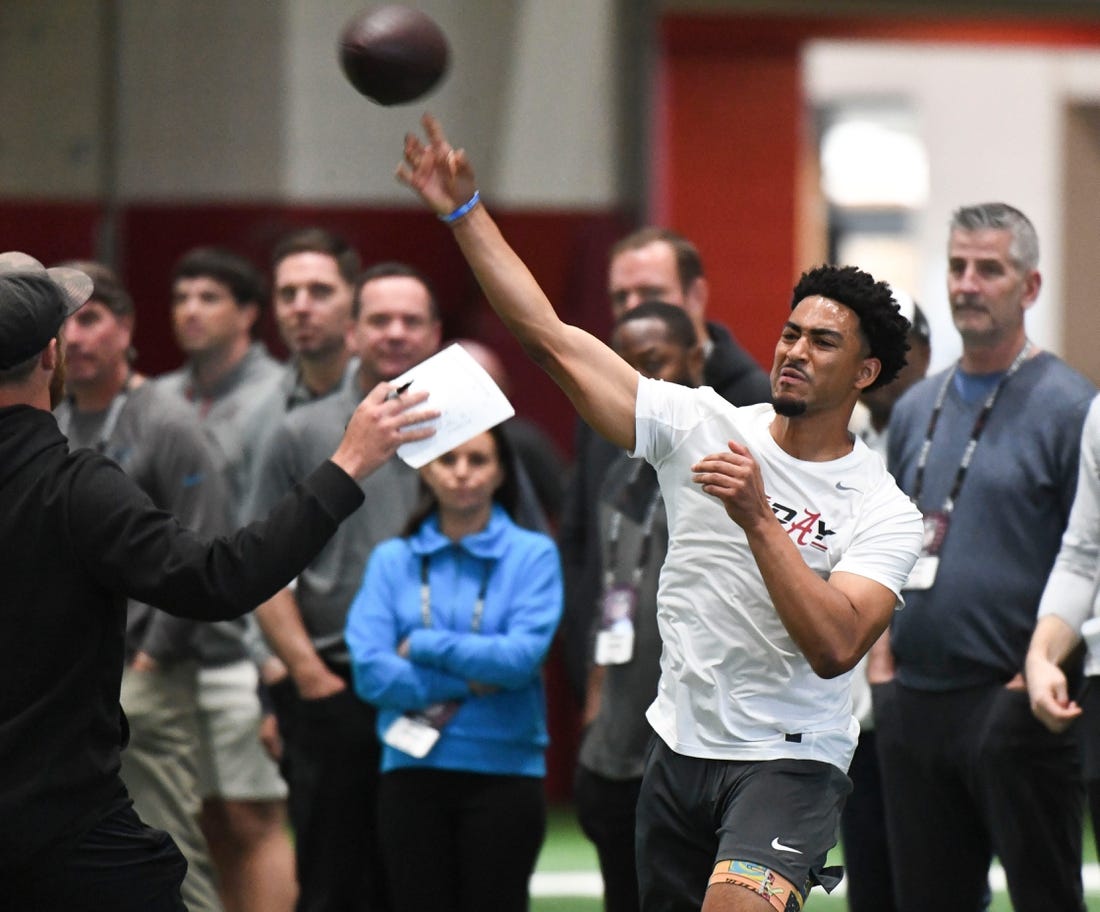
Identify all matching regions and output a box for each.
[385,381,413,402]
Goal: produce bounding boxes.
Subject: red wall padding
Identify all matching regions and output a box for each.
[0,197,631,800]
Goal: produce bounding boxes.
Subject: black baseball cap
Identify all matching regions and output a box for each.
[0,252,93,369]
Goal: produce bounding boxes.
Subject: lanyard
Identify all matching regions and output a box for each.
[911,342,1031,514]
[57,375,133,454]
[603,461,663,591]
[419,554,491,633]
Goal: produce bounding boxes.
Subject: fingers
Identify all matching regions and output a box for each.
[404,131,423,160]
[397,130,435,187]
[397,425,436,444]
[692,445,750,472]
[421,113,454,171]
[691,459,747,487]
[366,382,428,405]
[1028,665,1082,733]
[1034,699,1081,733]
[366,384,436,417]
[394,405,440,430]
[422,112,447,146]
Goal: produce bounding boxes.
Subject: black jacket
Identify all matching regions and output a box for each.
[0,405,364,871]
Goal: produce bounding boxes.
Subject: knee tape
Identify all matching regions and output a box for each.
[709,860,804,912]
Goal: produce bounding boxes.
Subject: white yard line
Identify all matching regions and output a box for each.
[531,863,1100,898]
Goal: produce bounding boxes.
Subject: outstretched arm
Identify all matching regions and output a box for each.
[397,114,638,451]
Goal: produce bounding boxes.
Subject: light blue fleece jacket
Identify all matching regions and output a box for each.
[346,504,562,776]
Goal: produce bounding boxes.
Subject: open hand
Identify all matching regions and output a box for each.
[395,113,478,218]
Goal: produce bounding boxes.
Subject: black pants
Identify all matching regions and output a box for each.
[8,802,187,911]
[574,765,642,912]
[271,678,386,912]
[839,727,896,912]
[875,680,1085,912]
[377,768,546,912]
[1078,679,1100,859]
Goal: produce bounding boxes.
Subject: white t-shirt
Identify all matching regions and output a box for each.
[849,418,890,729]
[633,378,922,772]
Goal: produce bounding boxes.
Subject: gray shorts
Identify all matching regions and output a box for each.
[196,661,288,802]
[635,737,850,912]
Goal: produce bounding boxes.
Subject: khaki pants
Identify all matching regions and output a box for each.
[120,660,224,912]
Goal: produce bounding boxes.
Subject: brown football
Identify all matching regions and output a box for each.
[338,6,450,106]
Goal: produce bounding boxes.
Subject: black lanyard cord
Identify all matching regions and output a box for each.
[911,342,1032,514]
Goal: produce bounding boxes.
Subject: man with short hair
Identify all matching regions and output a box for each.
[270,227,361,406]
[249,261,442,912]
[56,259,229,912]
[162,246,283,502]
[606,227,771,406]
[559,226,772,700]
[399,116,922,912]
[0,251,436,910]
[159,246,297,912]
[878,203,1095,912]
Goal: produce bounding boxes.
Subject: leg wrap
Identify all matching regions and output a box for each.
[709,860,804,912]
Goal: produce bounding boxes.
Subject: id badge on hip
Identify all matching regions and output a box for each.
[904,511,949,591]
[382,700,461,758]
[595,583,637,666]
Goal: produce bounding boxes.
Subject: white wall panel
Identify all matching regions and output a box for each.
[0,1,103,198]
[804,40,1100,370]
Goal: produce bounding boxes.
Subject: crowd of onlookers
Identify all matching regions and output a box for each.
[6,170,1100,912]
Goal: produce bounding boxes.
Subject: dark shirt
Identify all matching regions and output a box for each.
[56,381,231,665]
[887,354,1094,689]
[0,404,364,871]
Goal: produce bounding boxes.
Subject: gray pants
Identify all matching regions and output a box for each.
[120,660,224,912]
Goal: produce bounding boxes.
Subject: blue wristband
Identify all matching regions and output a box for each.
[439,190,481,224]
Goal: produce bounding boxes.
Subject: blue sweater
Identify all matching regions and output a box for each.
[888,353,1094,689]
[346,505,562,776]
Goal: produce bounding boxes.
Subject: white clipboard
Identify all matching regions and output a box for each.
[393,343,515,469]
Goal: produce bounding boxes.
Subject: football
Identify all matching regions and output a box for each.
[338,5,450,106]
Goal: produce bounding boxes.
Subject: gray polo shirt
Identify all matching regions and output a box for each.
[577,453,666,781]
[56,381,232,664]
[247,378,420,667]
[158,342,284,520]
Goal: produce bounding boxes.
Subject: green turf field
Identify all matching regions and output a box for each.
[532,805,1100,911]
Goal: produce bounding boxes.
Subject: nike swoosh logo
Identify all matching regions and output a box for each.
[771,837,803,854]
[835,481,860,492]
